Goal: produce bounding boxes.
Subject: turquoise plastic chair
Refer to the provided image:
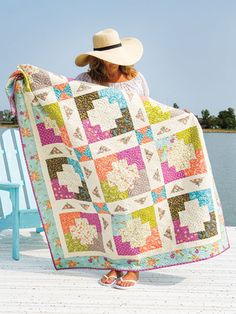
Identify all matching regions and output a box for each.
[0,127,43,260]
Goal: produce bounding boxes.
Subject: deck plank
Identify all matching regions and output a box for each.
[0,227,235,314]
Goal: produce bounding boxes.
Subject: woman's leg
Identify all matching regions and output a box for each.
[115,271,139,287]
[100,269,123,284]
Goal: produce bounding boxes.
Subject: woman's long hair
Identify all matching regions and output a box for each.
[86,56,138,85]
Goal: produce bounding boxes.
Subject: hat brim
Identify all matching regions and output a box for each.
[75,37,143,67]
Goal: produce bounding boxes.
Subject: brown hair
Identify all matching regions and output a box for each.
[86,56,138,84]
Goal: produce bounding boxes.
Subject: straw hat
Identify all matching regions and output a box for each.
[75,28,143,67]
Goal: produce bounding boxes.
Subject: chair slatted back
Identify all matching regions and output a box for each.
[0,127,37,219]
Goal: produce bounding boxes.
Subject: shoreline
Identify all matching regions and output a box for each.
[0,124,236,133]
[202,128,236,133]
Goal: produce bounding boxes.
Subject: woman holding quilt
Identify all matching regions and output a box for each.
[4,26,227,296]
[74,28,149,289]
[74,27,191,290]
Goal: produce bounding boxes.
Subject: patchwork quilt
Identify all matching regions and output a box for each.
[5,64,230,271]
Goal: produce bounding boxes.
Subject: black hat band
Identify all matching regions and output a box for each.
[93,43,122,51]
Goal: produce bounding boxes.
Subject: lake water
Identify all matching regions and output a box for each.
[203,133,236,226]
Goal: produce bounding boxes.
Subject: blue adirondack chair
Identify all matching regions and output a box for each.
[0,127,44,260]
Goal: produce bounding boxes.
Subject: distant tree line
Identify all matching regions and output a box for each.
[0,109,17,124]
[173,103,236,129]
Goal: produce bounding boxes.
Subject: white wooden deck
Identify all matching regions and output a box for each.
[0,227,235,314]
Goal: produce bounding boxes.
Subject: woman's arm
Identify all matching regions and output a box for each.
[139,72,150,97]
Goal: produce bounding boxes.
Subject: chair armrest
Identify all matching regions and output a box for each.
[0,181,22,191]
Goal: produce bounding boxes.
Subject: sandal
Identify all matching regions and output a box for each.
[98,271,123,287]
[113,275,139,290]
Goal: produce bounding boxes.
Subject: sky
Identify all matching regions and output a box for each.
[0,0,235,117]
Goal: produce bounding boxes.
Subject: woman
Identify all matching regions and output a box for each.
[74,28,149,289]
[74,28,189,290]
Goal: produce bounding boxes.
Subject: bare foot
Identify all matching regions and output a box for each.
[115,271,139,287]
[100,269,123,284]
